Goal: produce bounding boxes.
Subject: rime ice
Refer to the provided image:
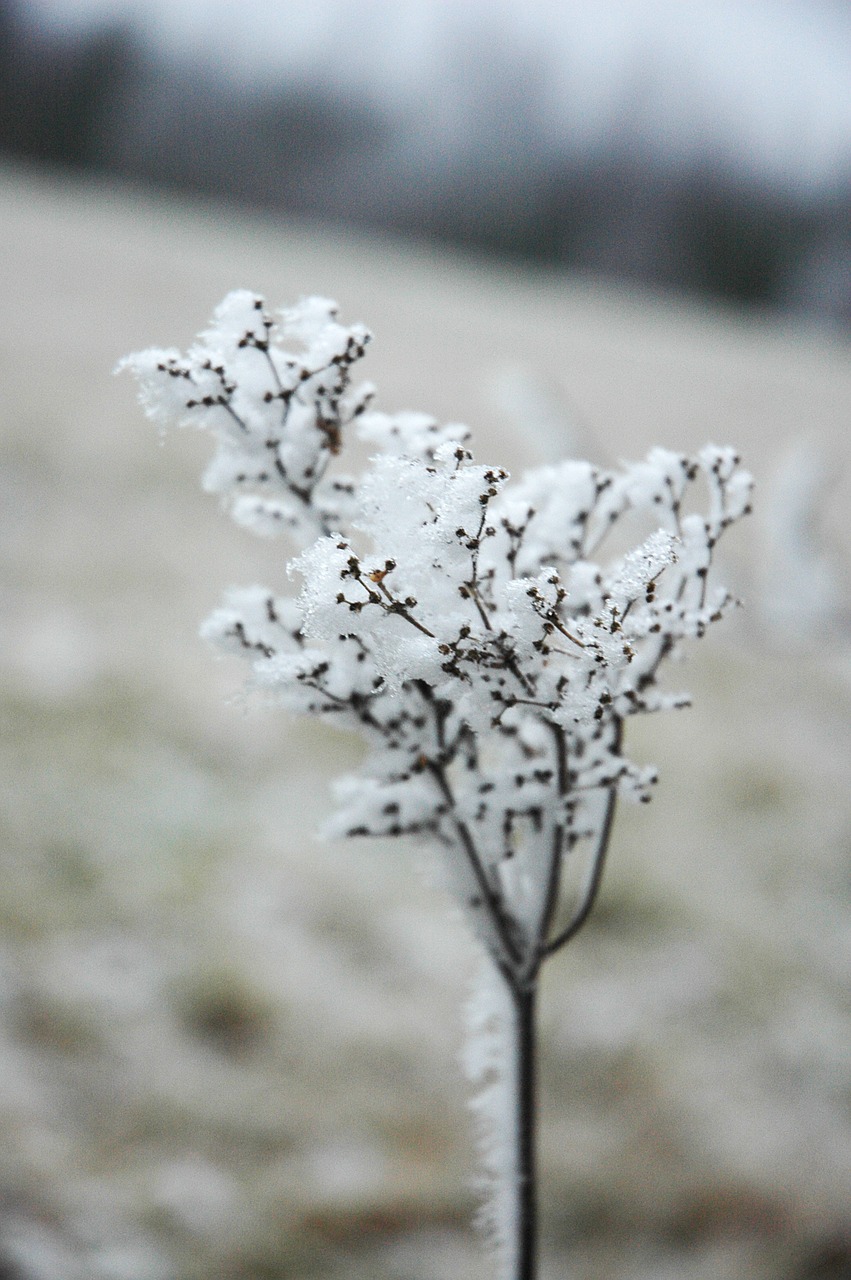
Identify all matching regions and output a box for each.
[124,291,752,1280]
[125,289,752,983]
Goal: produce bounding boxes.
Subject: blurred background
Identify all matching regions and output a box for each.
[4,0,851,326]
[1,2,850,1279]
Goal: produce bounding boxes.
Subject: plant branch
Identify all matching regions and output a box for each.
[542,723,622,958]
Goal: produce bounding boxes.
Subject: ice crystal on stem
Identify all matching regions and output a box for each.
[123,292,752,1280]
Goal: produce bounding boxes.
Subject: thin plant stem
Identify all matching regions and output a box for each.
[511,977,539,1280]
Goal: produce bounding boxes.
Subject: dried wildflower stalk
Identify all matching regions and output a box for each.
[122,292,752,1280]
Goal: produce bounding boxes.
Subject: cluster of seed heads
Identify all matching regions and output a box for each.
[123,291,751,989]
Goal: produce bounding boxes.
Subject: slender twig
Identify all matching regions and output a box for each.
[530,722,569,979]
[543,726,622,958]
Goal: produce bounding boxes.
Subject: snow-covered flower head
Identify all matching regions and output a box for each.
[124,291,752,986]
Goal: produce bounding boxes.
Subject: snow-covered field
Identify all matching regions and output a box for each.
[0,163,849,1279]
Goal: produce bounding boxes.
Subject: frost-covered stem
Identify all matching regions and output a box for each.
[508,975,538,1280]
[499,724,623,1279]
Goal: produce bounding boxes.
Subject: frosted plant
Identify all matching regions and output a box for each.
[122,291,752,1280]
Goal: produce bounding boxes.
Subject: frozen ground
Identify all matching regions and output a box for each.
[0,163,849,1279]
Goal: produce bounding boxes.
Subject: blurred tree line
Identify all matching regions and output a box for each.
[1,0,849,324]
